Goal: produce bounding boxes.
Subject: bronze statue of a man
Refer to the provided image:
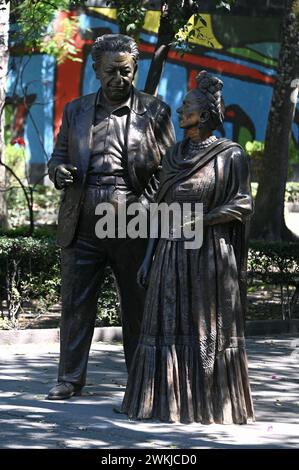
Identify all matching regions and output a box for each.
[47,34,175,400]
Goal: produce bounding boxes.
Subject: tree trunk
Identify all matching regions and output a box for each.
[144,1,195,96]
[250,0,299,241]
[0,0,10,231]
[144,2,174,96]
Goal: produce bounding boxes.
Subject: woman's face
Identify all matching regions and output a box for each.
[176,91,202,129]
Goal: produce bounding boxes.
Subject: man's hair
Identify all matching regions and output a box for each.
[91,34,139,65]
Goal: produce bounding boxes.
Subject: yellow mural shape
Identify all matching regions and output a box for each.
[88,7,117,21]
[143,10,160,34]
[178,14,222,49]
[88,8,222,50]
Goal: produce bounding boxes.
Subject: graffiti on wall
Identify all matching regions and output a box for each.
[7,7,297,181]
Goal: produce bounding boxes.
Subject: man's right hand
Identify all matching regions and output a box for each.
[55,164,77,189]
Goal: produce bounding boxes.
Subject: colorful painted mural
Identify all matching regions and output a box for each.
[6,6,297,182]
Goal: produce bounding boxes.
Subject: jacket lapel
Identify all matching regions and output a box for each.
[74,92,98,179]
[126,88,147,151]
[126,88,147,192]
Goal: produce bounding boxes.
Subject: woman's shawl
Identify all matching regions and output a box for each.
[156,138,253,352]
[156,138,239,203]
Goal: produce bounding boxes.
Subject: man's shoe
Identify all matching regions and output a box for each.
[47,382,82,400]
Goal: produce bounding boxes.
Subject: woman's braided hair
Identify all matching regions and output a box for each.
[195,70,224,130]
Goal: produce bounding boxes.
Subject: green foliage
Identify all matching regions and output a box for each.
[172,0,236,52]
[245,140,264,154]
[107,1,147,39]
[8,0,237,70]
[173,13,209,52]
[11,0,85,63]
[7,187,32,229]
[40,16,82,64]
[12,0,70,45]
[245,139,299,181]
[4,105,27,181]
[4,105,14,145]
[248,241,299,320]
[6,184,61,230]
[95,270,120,327]
[0,232,120,328]
[245,140,264,182]
[248,241,299,286]
[32,184,61,209]
[285,182,299,203]
[0,226,56,239]
[250,182,299,203]
[251,182,258,199]
[0,236,60,322]
[288,138,299,179]
[107,0,235,50]
[216,1,235,9]
[5,144,26,181]
[0,317,19,330]
[1,231,298,328]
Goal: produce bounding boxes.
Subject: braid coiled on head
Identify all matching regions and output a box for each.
[195,70,224,130]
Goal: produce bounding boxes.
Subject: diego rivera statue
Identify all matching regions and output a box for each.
[47,34,175,400]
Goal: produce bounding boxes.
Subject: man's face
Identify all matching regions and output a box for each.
[93,51,136,104]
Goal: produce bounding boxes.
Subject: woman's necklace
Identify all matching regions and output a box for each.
[186,135,218,158]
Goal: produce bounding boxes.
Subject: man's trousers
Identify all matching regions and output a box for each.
[57,185,147,387]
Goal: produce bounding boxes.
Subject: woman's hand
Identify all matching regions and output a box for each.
[137,258,151,289]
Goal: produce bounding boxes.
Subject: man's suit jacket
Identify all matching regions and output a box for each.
[48,87,175,247]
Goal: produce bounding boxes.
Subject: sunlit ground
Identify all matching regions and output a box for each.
[0,337,298,449]
[285,207,299,237]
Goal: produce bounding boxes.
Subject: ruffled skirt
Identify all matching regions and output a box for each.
[121,238,255,424]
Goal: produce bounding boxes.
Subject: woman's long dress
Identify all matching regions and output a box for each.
[121,139,255,424]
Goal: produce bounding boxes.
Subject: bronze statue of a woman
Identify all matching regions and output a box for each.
[121,71,255,424]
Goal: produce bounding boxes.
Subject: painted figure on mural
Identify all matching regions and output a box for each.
[121,71,255,424]
[46,34,175,400]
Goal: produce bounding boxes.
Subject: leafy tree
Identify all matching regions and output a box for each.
[250,0,299,241]
[107,0,147,40]
[144,0,235,95]
[0,0,87,231]
[12,0,85,61]
[1,0,235,231]
[109,1,235,95]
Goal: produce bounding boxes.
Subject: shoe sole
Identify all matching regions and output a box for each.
[46,389,82,400]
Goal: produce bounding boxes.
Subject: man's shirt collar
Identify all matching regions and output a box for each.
[96,89,132,114]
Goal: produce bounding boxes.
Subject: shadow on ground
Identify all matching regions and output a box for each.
[0,337,298,449]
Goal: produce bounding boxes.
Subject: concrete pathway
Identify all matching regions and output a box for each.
[0,335,298,449]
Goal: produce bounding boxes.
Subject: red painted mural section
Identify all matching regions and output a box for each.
[54,11,92,139]
[53,33,276,139]
[139,43,275,86]
[188,70,198,90]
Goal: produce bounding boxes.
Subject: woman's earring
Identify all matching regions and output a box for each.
[198,111,210,129]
